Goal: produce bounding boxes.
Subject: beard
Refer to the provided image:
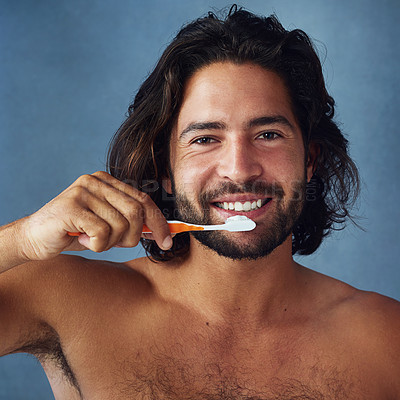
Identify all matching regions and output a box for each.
[171,178,306,261]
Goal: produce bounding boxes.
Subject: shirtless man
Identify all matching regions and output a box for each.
[0,7,399,400]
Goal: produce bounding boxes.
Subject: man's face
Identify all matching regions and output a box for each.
[165,62,314,260]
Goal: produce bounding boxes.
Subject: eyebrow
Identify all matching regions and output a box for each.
[179,115,294,141]
[179,121,226,140]
[247,115,294,130]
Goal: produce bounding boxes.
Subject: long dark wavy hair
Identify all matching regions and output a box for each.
[107,5,360,261]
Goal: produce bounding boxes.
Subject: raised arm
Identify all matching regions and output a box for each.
[0,171,172,273]
[0,171,171,356]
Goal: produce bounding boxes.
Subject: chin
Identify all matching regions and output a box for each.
[191,229,290,261]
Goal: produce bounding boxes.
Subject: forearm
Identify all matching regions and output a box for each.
[0,172,171,273]
[0,218,30,273]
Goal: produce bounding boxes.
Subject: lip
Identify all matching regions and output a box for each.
[210,198,273,221]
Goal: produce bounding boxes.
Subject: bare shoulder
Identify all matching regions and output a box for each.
[0,253,152,298]
[0,254,153,355]
[350,288,400,318]
[300,266,400,395]
[306,266,400,346]
[343,289,400,394]
[305,267,400,393]
[0,253,154,311]
[299,265,400,331]
[329,281,400,337]
[344,288,400,347]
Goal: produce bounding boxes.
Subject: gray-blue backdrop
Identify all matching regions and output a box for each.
[1,0,399,398]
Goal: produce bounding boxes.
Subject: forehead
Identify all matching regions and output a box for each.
[172,62,298,136]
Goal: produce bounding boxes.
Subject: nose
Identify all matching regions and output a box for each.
[216,137,263,183]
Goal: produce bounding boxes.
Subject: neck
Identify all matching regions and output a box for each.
[157,235,304,328]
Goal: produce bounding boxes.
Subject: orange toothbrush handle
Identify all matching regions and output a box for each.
[68,222,205,236]
[142,223,204,234]
[168,223,204,233]
[67,232,81,237]
[142,224,152,233]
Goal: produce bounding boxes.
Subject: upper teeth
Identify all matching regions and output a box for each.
[215,199,264,212]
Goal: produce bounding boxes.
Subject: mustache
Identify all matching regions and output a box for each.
[199,181,285,204]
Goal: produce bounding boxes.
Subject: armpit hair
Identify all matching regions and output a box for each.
[14,321,81,396]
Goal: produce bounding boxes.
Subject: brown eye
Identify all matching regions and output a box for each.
[259,131,280,140]
[193,137,215,144]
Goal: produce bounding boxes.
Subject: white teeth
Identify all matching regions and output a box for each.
[234,201,243,211]
[214,199,268,212]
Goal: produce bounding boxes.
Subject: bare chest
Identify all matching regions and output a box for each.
[42,323,360,400]
[109,348,354,400]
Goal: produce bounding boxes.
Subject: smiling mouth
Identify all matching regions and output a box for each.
[213,198,272,212]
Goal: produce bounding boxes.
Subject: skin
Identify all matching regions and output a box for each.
[0,62,399,399]
[164,62,313,323]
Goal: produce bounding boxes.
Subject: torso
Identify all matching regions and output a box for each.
[40,305,360,400]
[9,256,399,399]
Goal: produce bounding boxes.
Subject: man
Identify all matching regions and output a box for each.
[0,6,399,399]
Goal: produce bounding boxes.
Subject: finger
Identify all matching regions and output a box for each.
[65,208,112,252]
[88,189,145,248]
[88,172,172,250]
[68,174,141,250]
[83,192,132,251]
[65,189,130,252]
[63,235,91,252]
[77,234,91,248]
[135,192,172,250]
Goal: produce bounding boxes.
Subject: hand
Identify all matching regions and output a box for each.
[21,171,172,260]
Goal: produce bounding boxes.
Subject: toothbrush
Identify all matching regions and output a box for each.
[142,215,256,233]
[67,215,256,236]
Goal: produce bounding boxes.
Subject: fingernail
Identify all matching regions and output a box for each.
[161,236,173,250]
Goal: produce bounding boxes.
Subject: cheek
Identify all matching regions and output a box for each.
[170,145,201,185]
[265,152,306,204]
[267,150,305,182]
[279,156,307,201]
[172,161,214,196]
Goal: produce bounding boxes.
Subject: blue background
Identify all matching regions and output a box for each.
[1,0,399,398]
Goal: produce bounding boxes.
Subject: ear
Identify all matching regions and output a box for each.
[306,142,319,182]
[161,176,173,194]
